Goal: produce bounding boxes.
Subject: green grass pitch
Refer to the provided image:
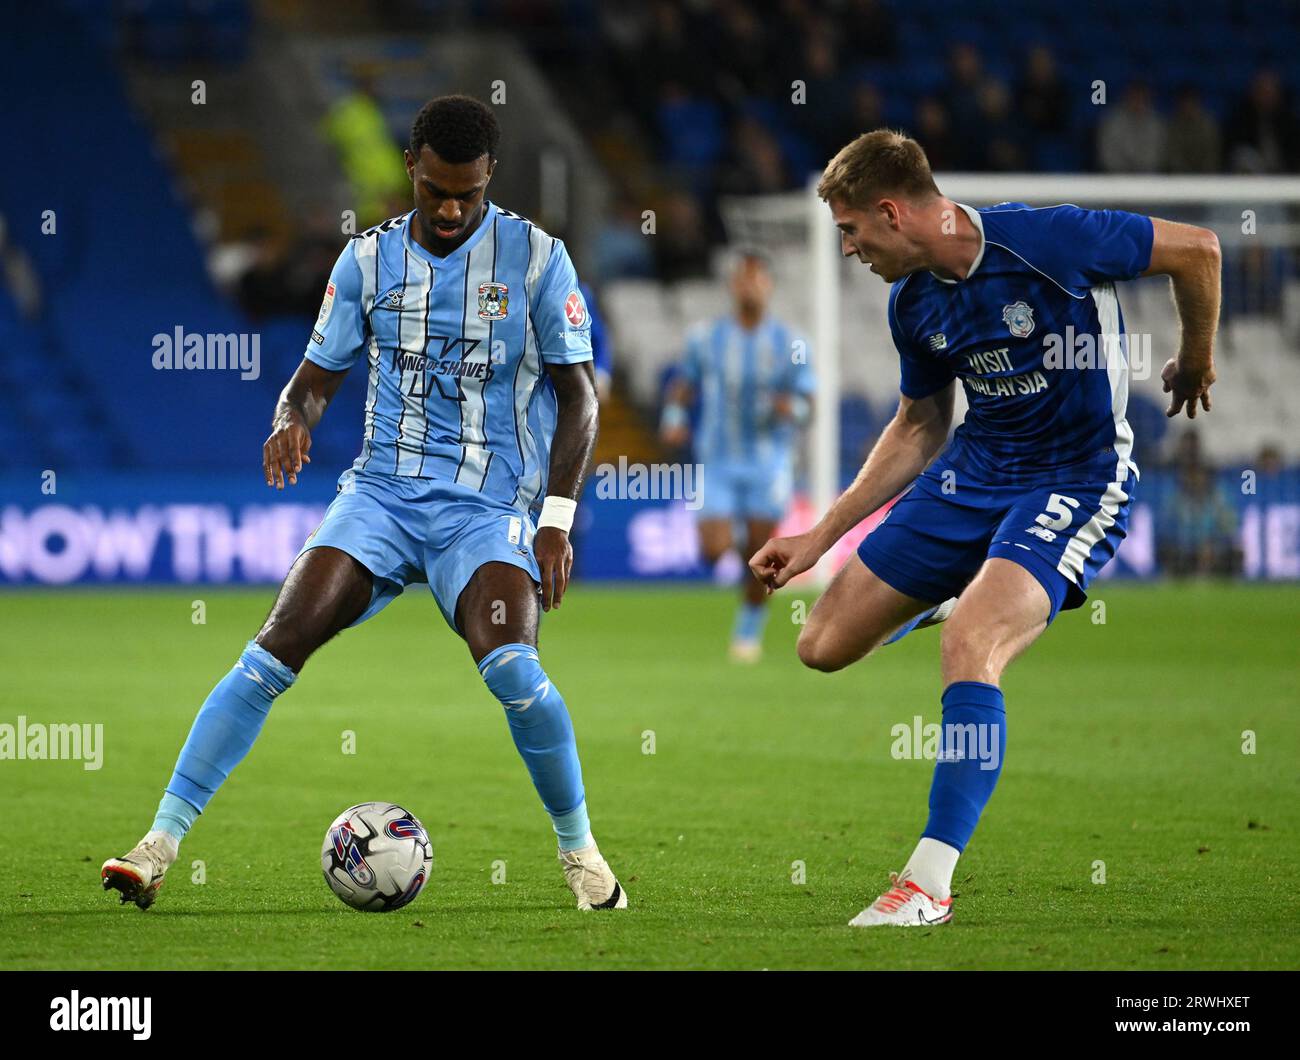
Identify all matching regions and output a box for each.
[0,582,1296,970]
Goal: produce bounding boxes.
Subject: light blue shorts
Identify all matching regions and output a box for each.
[696,457,793,523]
[298,470,540,633]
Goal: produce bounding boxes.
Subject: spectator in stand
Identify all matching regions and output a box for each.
[799,28,849,162]
[913,97,955,171]
[653,191,711,281]
[1017,45,1069,138]
[978,79,1027,171]
[713,2,777,101]
[1098,80,1166,172]
[845,83,886,142]
[942,42,989,170]
[320,70,409,227]
[1225,68,1300,174]
[1158,462,1242,577]
[839,0,898,61]
[1166,85,1222,173]
[594,193,656,280]
[717,115,789,197]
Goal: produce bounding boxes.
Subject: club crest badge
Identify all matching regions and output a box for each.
[478,281,509,320]
[1002,301,1035,338]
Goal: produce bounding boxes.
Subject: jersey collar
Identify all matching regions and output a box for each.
[930,202,986,285]
[403,201,499,267]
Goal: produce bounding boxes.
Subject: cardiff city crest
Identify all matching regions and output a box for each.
[1002,301,1035,338]
[478,281,509,321]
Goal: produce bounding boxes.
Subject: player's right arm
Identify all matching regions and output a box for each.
[748,383,953,591]
[659,327,704,448]
[263,359,349,489]
[264,242,367,489]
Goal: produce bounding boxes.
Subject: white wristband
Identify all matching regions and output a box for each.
[537,496,577,534]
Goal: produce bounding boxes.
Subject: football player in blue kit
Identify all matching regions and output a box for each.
[102,96,628,912]
[750,130,1220,926]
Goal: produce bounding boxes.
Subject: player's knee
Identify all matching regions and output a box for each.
[940,621,993,683]
[479,643,563,720]
[254,625,315,675]
[796,624,847,673]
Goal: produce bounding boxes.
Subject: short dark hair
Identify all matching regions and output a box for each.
[409,95,500,163]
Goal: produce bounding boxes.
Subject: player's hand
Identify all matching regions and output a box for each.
[263,412,312,489]
[534,526,572,612]
[748,531,822,594]
[660,424,690,449]
[1162,357,1215,419]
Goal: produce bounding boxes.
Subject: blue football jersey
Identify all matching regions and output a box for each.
[306,204,593,513]
[889,202,1154,486]
[682,315,815,464]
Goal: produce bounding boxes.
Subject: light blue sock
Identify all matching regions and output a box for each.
[478,643,591,850]
[152,792,199,841]
[733,601,768,642]
[154,640,296,839]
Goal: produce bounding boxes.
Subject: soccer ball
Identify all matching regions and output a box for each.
[321,802,433,912]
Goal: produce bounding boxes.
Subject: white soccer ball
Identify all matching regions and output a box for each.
[321,802,433,912]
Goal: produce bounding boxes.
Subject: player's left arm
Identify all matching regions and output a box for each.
[773,330,816,427]
[1141,217,1222,419]
[531,242,598,612]
[537,359,599,612]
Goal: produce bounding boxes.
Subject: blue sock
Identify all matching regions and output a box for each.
[921,681,1006,853]
[478,643,590,850]
[153,640,296,839]
[733,601,768,642]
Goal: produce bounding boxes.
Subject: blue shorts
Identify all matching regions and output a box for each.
[697,457,793,523]
[856,457,1135,624]
[298,470,540,633]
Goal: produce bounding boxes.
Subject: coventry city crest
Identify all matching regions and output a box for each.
[478,281,509,321]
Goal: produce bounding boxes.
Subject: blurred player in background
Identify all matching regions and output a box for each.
[661,250,815,662]
[102,95,628,914]
[751,130,1220,926]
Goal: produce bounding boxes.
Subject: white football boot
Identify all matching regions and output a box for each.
[558,843,628,910]
[728,637,762,664]
[849,871,952,927]
[101,836,176,910]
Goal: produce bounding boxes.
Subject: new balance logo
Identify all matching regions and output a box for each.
[928,333,947,351]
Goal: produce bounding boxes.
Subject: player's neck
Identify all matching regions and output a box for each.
[925,199,982,282]
[411,204,487,259]
[735,307,765,330]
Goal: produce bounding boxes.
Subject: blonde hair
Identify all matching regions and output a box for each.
[817,129,940,207]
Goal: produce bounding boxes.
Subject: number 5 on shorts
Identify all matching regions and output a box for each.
[1035,493,1080,531]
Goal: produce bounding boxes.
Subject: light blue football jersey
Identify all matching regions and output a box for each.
[681,315,814,465]
[306,204,593,513]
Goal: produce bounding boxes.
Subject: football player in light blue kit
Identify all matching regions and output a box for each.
[752,130,1220,926]
[661,250,814,662]
[102,96,628,912]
